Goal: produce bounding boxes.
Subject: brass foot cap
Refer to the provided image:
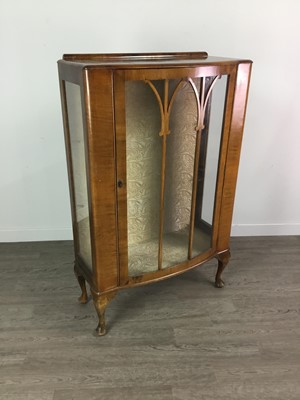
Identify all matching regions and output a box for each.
[215,279,225,288]
[96,326,106,336]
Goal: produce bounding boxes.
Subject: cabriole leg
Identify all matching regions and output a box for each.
[74,263,88,304]
[91,290,117,336]
[215,250,231,288]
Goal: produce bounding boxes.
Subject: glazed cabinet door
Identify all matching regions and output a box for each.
[114,66,233,285]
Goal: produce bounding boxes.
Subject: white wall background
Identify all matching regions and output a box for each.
[0,0,299,242]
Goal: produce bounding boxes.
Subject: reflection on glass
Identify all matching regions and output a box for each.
[125,76,227,276]
[65,82,92,268]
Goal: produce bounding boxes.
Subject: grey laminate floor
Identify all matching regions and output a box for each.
[0,237,299,399]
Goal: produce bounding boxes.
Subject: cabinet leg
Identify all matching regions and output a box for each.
[74,264,88,304]
[215,250,231,288]
[91,290,117,336]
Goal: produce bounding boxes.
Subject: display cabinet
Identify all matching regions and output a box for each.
[58,52,252,335]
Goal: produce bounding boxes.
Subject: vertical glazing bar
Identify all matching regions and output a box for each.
[188,128,203,259]
[188,77,205,259]
[158,79,169,269]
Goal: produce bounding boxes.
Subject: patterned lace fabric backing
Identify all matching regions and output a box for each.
[128,227,211,276]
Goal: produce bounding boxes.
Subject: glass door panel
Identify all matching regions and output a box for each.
[192,76,228,257]
[125,81,162,276]
[125,75,228,276]
[65,82,92,269]
[201,76,228,224]
[162,79,197,268]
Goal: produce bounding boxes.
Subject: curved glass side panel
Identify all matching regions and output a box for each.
[65,82,92,269]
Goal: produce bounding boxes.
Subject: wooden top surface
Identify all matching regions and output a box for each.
[59,52,252,68]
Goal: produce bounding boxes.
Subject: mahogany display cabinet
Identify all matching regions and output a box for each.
[58,52,252,336]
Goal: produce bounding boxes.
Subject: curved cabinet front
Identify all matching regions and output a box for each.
[115,71,229,284]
